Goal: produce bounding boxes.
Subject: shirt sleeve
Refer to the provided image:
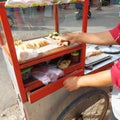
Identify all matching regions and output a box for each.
[109,23,120,44]
[111,60,120,88]
[109,23,120,88]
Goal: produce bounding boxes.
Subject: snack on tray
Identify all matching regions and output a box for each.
[14,39,49,61]
[14,39,49,50]
[86,49,102,58]
[58,60,71,69]
[48,32,70,47]
[33,39,48,48]
[48,32,59,40]
[14,40,23,46]
[59,41,70,47]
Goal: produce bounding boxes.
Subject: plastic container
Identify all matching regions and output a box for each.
[71,51,80,64]
[21,67,32,81]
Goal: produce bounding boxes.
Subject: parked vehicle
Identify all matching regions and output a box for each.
[75,3,91,20]
[6,8,14,27]
[7,15,14,27]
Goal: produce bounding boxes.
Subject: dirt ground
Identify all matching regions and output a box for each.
[0,102,112,120]
[0,90,112,120]
[0,104,23,120]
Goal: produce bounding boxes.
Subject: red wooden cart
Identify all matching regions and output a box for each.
[0,1,112,120]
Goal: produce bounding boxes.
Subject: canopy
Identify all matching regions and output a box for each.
[5,0,83,8]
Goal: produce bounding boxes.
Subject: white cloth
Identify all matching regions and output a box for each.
[111,86,120,120]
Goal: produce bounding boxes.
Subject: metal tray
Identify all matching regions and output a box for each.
[85,53,112,68]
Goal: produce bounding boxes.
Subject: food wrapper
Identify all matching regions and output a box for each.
[32,65,64,84]
[16,49,38,62]
[46,66,64,82]
[32,71,51,85]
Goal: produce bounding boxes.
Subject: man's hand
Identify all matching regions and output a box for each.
[63,76,81,91]
[63,70,113,92]
[56,33,80,46]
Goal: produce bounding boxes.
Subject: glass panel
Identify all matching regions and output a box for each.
[5,3,85,41]
[59,3,83,34]
[0,21,6,45]
[6,6,54,41]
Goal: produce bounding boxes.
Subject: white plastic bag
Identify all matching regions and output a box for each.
[45,70,58,83]
[5,0,73,8]
[5,0,26,8]
[25,0,41,7]
[31,65,64,84]
[16,49,38,61]
[32,71,51,85]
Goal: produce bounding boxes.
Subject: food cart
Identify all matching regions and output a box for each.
[0,0,120,120]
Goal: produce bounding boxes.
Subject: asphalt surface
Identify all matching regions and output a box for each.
[0,4,120,120]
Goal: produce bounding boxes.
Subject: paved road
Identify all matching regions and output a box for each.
[0,48,17,112]
[0,4,119,120]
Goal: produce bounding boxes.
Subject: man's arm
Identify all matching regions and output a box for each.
[58,31,117,46]
[63,70,113,91]
[78,31,117,45]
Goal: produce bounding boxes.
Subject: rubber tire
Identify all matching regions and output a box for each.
[57,88,109,120]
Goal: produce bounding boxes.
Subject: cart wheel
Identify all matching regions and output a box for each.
[57,88,109,120]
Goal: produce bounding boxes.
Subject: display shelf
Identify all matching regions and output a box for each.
[21,43,85,103]
[2,39,84,70]
[27,69,83,103]
[24,79,44,93]
[24,61,83,93]
[19,43,83,69]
